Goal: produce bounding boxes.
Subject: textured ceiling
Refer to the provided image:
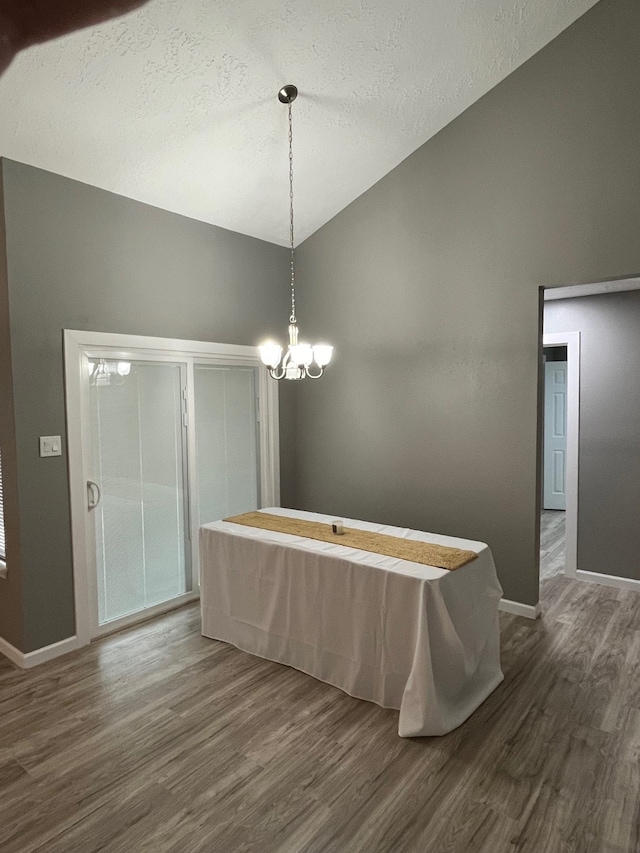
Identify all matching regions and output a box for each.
[0,0,598,246]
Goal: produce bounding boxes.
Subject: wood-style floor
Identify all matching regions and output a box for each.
[1,570,639,851]
[540,510,566,581]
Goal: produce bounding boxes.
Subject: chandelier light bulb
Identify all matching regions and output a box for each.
[313,345,333,368]
[290,343,313,367]
[259,342,283,369]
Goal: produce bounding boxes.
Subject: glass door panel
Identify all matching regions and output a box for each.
[194,365,260,526]
[89,359,191,626]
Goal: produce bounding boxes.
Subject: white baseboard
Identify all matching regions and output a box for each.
[576,570,640,593]
[499,598,541,620]
[0,634,82,669]
[0,635,24,667]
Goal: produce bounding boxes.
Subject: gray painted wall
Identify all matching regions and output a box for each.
[545,291,640,579]
[290,0,640,605]
[1,159,289,652]
[0,166,24,650]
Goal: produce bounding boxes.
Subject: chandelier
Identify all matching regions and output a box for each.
[259,85,333,380]
[89,359,131,386]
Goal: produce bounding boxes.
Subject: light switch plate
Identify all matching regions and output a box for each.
[39,435,62,457]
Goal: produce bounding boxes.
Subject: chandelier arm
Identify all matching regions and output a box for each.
[305,366,324,379]
[268,364,287,380]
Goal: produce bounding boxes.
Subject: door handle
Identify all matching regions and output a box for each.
[87,480,101,510]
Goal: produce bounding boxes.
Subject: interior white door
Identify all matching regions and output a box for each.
[88,358,192,631]
[543,360,567,510]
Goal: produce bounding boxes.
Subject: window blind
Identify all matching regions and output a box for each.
[0,448,5,560]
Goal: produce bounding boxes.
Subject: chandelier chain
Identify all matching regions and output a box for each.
[288,100,296,324]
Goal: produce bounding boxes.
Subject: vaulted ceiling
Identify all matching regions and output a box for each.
[0,0,599,245]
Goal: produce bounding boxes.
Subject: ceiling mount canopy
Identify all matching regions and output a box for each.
[259,85,333,381]
[277,84,298,105]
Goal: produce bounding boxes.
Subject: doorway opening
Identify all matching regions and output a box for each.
[539,330,579,585]
[539,275,640,594]
[540,344,567,581]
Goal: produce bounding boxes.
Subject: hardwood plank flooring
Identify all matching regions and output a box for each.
[1,571,639,852]
[540,510,566,580]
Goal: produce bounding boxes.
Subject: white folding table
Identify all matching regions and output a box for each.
[200,507,503,737]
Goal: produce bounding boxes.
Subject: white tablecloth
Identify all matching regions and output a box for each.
[200,508,503,737]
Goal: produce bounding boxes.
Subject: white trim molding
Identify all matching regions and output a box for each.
[93,592,200,639]
[0,634,81,669]
[542,331,580,578]
[544,276,640,301]
[499,598,541,620]
[576,570,640,593]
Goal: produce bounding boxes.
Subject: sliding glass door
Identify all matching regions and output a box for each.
[78,345,269,639]
[65,330,279,645]
[88,358,192,628]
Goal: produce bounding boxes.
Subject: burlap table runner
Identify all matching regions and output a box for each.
[223,511,478,571]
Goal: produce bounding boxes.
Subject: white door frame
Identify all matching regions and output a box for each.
[64,329,280,648]
[542,331,580,577]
